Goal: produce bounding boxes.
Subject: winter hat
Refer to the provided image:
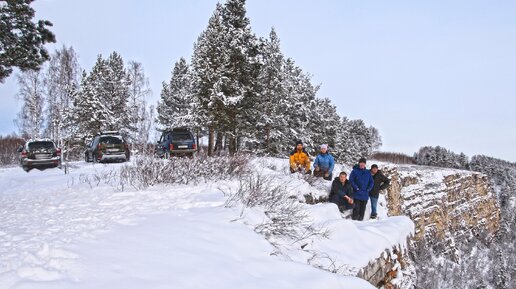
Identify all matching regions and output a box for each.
[296,140,303,146]
[320,144,328,150]
[358,158,367,164]
[371,164,379,169]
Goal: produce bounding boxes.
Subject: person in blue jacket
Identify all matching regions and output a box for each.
[313,144,335,181]
[349,158,374,221]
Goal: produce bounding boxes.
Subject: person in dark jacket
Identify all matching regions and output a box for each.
[313,144,335,181]
[349,158,374,221]
[329,172,354,213]
[369,164,391,219]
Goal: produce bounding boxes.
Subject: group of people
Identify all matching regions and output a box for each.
[289,141,391,221]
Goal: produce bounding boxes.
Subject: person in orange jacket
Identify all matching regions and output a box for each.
[289,140,312,174]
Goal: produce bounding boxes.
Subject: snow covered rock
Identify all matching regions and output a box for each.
[381,164,500,248]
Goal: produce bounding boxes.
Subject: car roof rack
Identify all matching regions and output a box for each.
[99,131,120,135]
[171,127,190,132]
[27,138,54,143]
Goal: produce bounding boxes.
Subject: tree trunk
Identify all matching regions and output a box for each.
[196,129,200,151]
[228,130,237,156]
[265,125,270,153]
[215,131,224,155]
[208,126,215,156]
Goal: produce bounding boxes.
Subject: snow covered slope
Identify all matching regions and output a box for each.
[0,158,414,289]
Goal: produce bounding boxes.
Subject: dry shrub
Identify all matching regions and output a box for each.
[371,151,416,164]
[0,135,25,166]
[120,154,250,190]
[225,173,328,245]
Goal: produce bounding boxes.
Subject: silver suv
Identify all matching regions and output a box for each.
[17,139,62,172]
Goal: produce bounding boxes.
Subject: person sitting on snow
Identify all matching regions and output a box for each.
[329,172,354,214]
[313,144,335,181]
[369,164,391,219]
[289,140,311,174]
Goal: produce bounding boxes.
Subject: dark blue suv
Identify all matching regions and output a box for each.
[156,128,197,158]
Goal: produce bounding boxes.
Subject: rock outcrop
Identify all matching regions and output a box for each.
[357,243,414,289]
[383,165,500,248]
[359,164,500,288]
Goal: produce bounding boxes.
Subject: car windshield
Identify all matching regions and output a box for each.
[99,136,123,145]
[172,132,192,141]
[28,141,55,151]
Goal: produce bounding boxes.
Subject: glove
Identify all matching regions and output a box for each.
[290,168,296,174]
[306,169,312,175]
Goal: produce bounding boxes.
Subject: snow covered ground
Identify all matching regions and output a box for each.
[0,158,413,289]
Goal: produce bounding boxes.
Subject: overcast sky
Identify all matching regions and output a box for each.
[1,0,515,161]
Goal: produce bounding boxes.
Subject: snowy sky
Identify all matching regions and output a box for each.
[0,0,515,162]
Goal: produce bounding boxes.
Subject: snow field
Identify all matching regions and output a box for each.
[0,158,414,288]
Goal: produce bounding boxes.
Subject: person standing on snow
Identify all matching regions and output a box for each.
[313,144,335,180]
[329,172,354,214]
[369,164,391,219]
[289,140,311,174]
[349,158,374,221]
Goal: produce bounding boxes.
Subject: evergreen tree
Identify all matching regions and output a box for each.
[66,52,131,139]
[254,28,288,154]
[415,146,469,169]
[306,97,341,152]
[102,52,131,134]
[185,0,377,158]
[217,0,260,154]
[0,0,55,82]
[67,65,104,139]
[282,58,317,152]
[334,118,373,164]
[156,58,195,130]
[191,3,225,155]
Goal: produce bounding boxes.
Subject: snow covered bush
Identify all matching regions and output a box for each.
[225,173,328,246]
[119,154,250,190]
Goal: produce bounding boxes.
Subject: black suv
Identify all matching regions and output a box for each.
[85,131,130,163]
[17,139,62,172]
[155,128,197,158]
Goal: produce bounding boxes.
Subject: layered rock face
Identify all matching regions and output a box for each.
[383,165,500,249]
[361,164,501,288]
